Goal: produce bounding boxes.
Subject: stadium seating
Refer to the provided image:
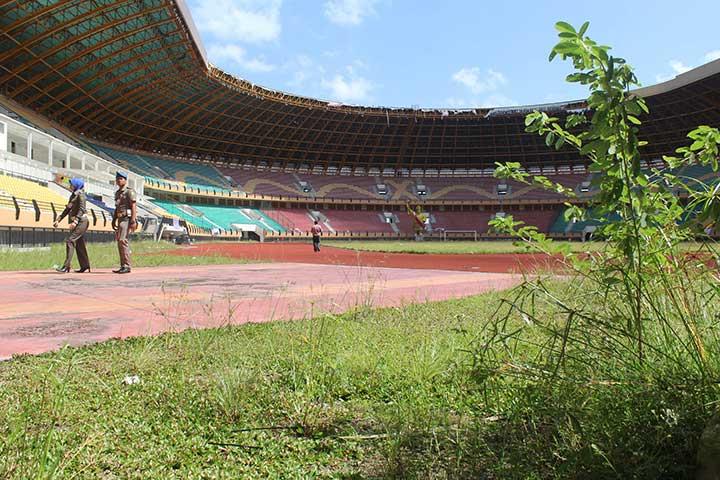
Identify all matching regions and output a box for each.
[144,176,234,196]
[266,207,318,232]
[0,173,69,205]
[219,168,385,199]
[218,168,300,196]
[432,211,494,233]
[148,159,229,188]
[150,200,218,230]
[324,209,395,233]
[421,177,496,200]
[150,200,284,233]
[97,145,229,187]
[510,210,561,232]
[214,170,594,201]
[302,175,383,199]
[193,205,284,232]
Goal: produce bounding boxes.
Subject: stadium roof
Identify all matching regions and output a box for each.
[1,0,719,172]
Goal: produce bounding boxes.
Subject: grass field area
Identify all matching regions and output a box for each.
[324,240,606,255]
[324,240,713,255]
[0,241,249,271]
[0,279,716,478]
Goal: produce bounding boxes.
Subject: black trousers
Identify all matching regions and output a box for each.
[63,217,90,269]
[312,235,320,252]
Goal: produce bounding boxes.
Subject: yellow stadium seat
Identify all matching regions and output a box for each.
[0,174,69,205]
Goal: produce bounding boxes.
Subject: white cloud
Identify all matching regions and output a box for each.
[207,44,275,73]
[452,67,506,94]
[191,0,282,44]
[447,66,513,107]
[281,54,378,104]
[669,60,691,75]
[706,50,720,62]
[321,73,374,103]
[324,0,379,26]
[443,94,517,109]
[655,59,692,83]
[285,54,323,88]
[285,56,374,103]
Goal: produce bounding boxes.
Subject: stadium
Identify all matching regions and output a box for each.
[1,1,720,478]
[1,0,719,244]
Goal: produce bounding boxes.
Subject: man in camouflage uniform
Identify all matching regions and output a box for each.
[112,171,137,274]
[53,177,91,273]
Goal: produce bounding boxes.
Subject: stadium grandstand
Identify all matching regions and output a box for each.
[0,0,719,245]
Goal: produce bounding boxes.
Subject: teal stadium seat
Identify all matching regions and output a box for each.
[96,146,229,187]
[94,145,169,178]
[150,200,218,231]
[150,200,285,233]
[192,205,284,232]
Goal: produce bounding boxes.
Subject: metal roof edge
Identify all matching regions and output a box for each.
[174,0,208,67]
[634,58,720,97]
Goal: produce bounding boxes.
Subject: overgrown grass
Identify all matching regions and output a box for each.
[0,278,716,478]
[0,240,250,271]
[325,240,607,255]
[325,240,709,255]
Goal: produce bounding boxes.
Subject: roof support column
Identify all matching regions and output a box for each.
[0,121,5,153]
[48,140,54,166]
[26,131,32,160]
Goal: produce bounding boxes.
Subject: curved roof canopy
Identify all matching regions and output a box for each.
[1,0,719,171]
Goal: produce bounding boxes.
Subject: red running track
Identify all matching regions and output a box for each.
[164,242,563,273]
[1,262,523,360]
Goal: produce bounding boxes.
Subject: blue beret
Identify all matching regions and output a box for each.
[116,171,128,179]
[69,178,84,190]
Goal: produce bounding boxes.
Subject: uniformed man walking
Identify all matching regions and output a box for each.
[53,177,91,273]
[112,171,137,274]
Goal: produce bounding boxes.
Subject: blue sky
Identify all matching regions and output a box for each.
[185,0,720,108]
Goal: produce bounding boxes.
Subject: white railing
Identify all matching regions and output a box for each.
[0,113,144,197]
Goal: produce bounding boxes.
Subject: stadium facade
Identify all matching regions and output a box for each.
[0,0,718,244]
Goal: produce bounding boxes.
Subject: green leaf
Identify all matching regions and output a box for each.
[524,112,538,127]
[554,41,580,55]
[578,21,590,37]
[546,132,556,147]
[567,73,590,83]
[627,115,641,125]
[555,21,576,34]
